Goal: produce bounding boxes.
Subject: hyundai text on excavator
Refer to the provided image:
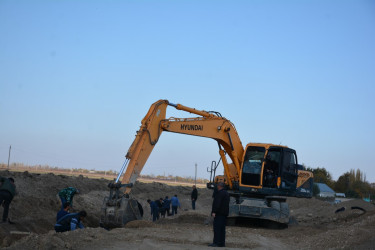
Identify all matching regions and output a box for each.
[100,100,313,228]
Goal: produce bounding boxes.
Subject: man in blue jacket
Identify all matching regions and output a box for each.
[171,194,181,215]
[0,177,16,223]
[55,210,87,233]
[147,199,159,221]
[56,202,70,222]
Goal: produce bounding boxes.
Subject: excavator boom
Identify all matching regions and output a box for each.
[118,99,244,193]
[120,100,169,193]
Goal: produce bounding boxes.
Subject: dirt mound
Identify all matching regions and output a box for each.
[0,170,212,247]
[287,197,375,225]
[8,227,109,250]
[1,170,375,249]
[0,170,110,247]
[124,220,156,228]
[159,212,211,225]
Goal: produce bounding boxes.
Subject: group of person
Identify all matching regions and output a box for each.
[54,187,87,233]
[0,178,87,234]
[147,194,180,221]
[147,185,199,222]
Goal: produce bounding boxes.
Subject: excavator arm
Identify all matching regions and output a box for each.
[101,99,245,228]
[119,99,244,193]
[119,100,169,193]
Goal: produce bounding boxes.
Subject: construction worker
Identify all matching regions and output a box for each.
[56,202,71,222]
[147,199,159,221]
[157,198,166,218]
[171,194,181,215]
[54,210,87,233]
[163,196,171,216]
[209,182,230,247]
[58,187,79,209]
[0,177,16,223]
[191,185,198,210]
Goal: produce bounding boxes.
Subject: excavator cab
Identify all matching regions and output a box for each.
[238,143,313,198]
[227,143,313,224]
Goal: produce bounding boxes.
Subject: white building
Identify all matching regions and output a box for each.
[316,183,336,198]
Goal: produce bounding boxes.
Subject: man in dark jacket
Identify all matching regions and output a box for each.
[163,196,171,216]
[209,182,230,247]
[191,185,198,210]
[54,210,87,233]
[0,177,16,223]
[157,198,167,218]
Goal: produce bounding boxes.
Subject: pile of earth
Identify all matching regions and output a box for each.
[0,170,213,247]
[1,170,374,249]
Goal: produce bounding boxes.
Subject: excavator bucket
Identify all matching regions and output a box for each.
[100,196,143,229]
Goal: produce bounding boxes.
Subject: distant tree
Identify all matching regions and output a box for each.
[306,167,334,188]
[334,172,351,193]
[346,189,360,198]
[335,169,375,198]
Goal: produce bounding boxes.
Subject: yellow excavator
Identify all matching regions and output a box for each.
[100,100,313,228]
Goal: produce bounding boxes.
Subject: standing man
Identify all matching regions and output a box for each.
[209,182,230,248]
[163,196,171,216]
[147,199,159,222]
[54,210,87,232]
[157,198,167,218]
[171,194,181,215]
[191,185,198,210]
[0,177,16,223]
[58,187,79,209]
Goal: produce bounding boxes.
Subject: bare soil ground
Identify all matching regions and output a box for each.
[1,170,375,249]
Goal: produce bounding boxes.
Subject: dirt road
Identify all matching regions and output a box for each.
[1,170,374,249]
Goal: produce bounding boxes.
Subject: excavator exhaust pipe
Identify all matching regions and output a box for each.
[100,182,143,229]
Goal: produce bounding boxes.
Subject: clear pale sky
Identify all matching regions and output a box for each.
[1,1,374,182]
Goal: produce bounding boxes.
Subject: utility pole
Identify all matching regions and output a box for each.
[195,163,197,186]
[7,145,11,169]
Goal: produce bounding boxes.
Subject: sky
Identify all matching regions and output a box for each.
[1,0,374,183]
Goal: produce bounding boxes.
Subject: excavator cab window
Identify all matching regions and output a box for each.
[264,148,281,188]
[281,149,298,190]
[241,146,265,186]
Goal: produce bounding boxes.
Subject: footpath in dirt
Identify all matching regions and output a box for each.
[1,170,375,249]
